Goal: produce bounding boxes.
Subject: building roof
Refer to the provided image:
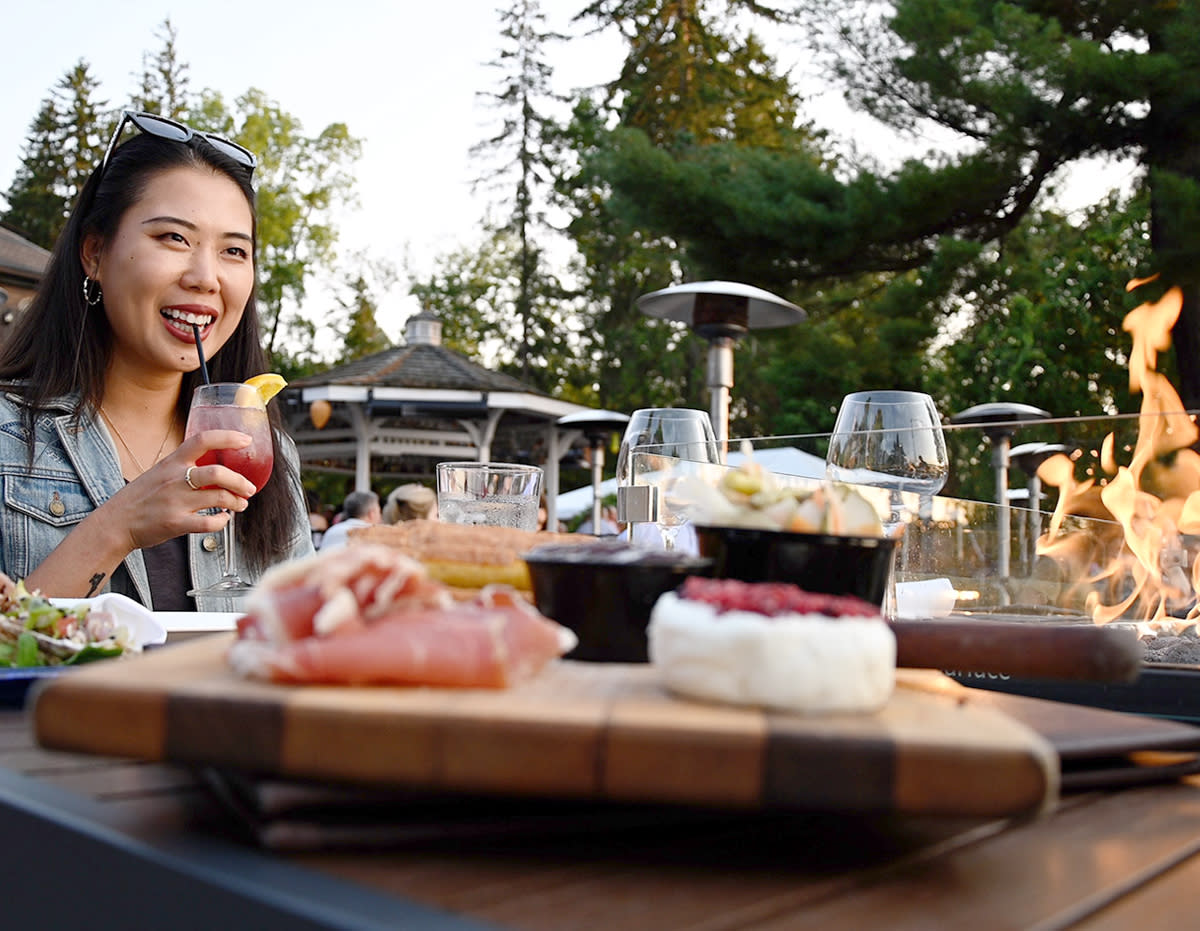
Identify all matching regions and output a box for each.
[289,342,544,395]
[0,224,51,283]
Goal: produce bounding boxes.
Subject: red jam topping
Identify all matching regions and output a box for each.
[679,576,880,619]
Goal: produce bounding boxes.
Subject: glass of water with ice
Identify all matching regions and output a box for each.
[435,462,544,531]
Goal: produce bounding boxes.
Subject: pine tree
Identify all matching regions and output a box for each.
[2,98,69,248]
[560,0,818,418]
[3,61,108,249]
[464,0,577,392]
[134,18,191,119]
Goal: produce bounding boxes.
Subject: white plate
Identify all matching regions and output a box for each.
[51,599,240,641]
[49,593,167,648]
[153,612,241,634]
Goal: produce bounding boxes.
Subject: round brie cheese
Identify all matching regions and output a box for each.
[648,591,896,714]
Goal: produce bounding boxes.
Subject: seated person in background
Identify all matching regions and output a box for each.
[306,489,329,547]
[576,505,620,536]
[319,490,382,550]
[382,484,436,523]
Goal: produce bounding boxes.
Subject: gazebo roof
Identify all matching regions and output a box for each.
[289,342,538,395]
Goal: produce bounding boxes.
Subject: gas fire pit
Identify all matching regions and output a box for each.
[941,610,1200,724]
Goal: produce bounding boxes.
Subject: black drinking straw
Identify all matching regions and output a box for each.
[192,324,211,384]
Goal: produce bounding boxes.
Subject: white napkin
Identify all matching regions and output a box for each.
[894,578,957,619]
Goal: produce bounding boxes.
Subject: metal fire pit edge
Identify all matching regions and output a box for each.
[947,665,1200,726]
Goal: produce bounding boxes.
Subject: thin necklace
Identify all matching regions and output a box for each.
[99,407,174,477]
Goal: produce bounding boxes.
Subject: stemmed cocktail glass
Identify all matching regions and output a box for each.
[185,383,274,597]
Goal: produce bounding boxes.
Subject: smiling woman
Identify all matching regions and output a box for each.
[0,111,314,611]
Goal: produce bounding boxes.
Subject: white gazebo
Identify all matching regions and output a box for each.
[283,310,594,529]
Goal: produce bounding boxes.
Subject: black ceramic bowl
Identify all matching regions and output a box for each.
[693,525,896,608]
[523,541,711,663]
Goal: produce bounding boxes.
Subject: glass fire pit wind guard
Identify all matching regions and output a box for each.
[629,424,1200,723]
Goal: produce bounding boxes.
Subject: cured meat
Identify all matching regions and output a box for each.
[238,545,453,643]
[229,544,576,688]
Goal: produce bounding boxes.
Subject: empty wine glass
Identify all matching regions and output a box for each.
[615,408,723,551]
[825,391,948,616]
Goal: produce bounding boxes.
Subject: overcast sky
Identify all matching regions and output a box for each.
[2,2,1130,351]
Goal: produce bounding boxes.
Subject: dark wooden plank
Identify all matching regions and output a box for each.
[1069,841,1200,930]
[0,764,495,930]
[731,782,1200,930]
[293,811,1009,931]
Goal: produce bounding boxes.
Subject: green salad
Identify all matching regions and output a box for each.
[0,581,131,668]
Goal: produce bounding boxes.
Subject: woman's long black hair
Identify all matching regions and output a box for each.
[0,130,300,572]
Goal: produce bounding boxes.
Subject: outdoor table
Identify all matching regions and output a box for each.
[3,703,1200,929]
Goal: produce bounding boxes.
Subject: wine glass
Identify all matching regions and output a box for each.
[825,391,948,616]
[185,383,275,597]
[615,408,723,551]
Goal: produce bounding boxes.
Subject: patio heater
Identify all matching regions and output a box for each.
[635,281,805,446]
[950,402,1052,579]
[557,410,631,534]
[1010,441,1073,565]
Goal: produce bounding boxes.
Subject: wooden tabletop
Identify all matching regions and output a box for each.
[5,704,1200,929]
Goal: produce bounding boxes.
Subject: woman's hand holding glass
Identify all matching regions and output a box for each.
[109,431,258,553]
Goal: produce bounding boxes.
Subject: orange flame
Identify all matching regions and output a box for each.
[1037,284,1200,628]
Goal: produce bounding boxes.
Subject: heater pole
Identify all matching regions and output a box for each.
[994,436,1011,579]
[707,337,735,450]
[590,440,605,533]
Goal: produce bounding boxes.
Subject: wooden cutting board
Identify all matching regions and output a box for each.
[31,634,1061,819]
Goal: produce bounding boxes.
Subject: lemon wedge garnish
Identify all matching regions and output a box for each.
[245,373,287,405]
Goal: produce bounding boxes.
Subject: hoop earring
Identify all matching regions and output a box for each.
[82,276,102,306]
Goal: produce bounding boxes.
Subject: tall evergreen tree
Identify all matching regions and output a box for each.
[561,0,823,421]
[2,99,68,248]
[334,256,396,363]
[462,0,578,393]
[134,18,191,119]
[2,61,108,248]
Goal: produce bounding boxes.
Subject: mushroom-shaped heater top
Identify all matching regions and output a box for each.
[950,402,1052,441]
[636,280,806,339]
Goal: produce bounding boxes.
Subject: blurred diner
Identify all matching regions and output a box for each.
[382,483,436,524]
[320,490,382,549]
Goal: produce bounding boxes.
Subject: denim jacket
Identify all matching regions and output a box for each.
[0,389,314,611]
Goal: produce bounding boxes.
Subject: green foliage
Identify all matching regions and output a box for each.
[334,257,397,361]
[459,0,579,393]
[134,18,190,119]
[410,229,592,398]
[3,62,108,248]
[549,3,821,417]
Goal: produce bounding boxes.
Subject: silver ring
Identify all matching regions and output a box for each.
[185,466,201,491]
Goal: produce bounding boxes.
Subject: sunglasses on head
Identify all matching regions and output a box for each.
[100,110,257,174]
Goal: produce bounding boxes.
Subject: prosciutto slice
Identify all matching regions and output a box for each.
[230,545,575,688]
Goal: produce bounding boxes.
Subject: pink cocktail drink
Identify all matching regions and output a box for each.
[186,381,277,599]
[187,404,274,491]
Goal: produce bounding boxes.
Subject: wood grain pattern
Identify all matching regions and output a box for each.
[30,634,1060,818]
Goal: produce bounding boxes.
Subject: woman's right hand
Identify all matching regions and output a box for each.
[108,431,259,553]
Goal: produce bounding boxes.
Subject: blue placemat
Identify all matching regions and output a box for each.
[0,667,69,709]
